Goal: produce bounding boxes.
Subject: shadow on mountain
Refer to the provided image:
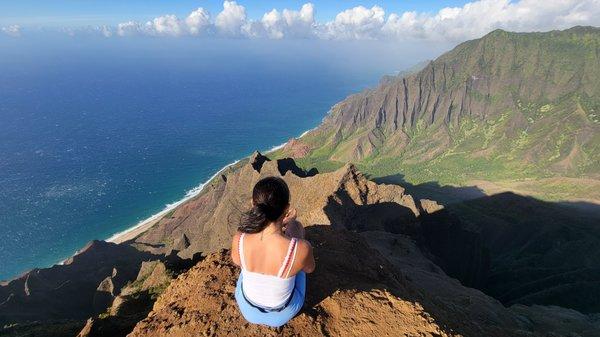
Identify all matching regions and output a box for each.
[301,225,466,335]
[0,241,153,325]
[557,200,600,214]
[372,173,488,205]
[75,290,156,337]
[447,192,600,313]
[0,320,85,337]
[374,174,600,313]
[418,207,491,288]
[323,186,491,287]
[324,188,419,234]
[0,241,200,328]
[277,157,319,177]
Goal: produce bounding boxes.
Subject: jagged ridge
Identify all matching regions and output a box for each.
[295,27,600,189]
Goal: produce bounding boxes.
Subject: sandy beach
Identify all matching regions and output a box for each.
[107,158,242,244]
[108,209,170,244]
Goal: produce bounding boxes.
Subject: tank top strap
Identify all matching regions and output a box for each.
[277,238,297,278]
[284,239,299,279]
[238,233,247,270]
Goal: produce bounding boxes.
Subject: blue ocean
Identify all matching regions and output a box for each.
[0,36,440,281]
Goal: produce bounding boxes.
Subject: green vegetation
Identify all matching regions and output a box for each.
[123,263,174,299]
[285,27,600,202]
[163,209,175,219]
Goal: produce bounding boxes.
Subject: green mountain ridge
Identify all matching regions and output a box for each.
[282,26,600,201]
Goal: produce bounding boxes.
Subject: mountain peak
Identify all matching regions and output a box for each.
[301,26,600,190]
[486,28,508,36]
[563,25,600,34]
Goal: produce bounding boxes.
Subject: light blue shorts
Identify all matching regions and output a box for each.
[234,271,306,328]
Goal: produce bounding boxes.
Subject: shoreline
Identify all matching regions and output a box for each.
[7,125,319,282]
[107,158,242,244]
[107,127,316,244]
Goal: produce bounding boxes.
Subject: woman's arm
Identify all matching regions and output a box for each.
[231,232,241,266]
[284,219,305,239]
[300,240,315,274]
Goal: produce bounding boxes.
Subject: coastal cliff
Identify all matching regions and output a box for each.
[3,153,599,337]
[291,27,600,201]
[2,26,600,337]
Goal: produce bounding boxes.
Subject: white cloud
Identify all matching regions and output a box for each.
[215,1,247,37]
[260,9,286,39]
[112,1,315,39]
[186,8,211,35]
[108,0,600,41]
[99,25,113,38]
[382,0,600,42]
[259,3,316,39]
[116,9,210,37]
[117,21,144,37]
[321,6,385,40]
[148,14,184,36]
[2,25,21,37]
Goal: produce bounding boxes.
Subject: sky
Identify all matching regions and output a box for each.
[0,1,471,26]
[1,0,599,42]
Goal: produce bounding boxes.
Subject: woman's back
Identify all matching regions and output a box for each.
[238,232,298,276]
[236,233,299,308]
[232,176,315,327]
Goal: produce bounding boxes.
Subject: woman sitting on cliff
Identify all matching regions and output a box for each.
[231,176,315,328]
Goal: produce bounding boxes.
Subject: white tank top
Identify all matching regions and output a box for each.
[238,233,298,309]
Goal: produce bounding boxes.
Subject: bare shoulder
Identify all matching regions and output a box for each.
[230,231,242,266]
[295,238,312,256]
[294,238,315,273]
[232,232,242,248]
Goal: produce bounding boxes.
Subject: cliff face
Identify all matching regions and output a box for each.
[2,153,599,337]
[0,241,154,325]
[131,152,424,257]
[124,153,597,337]
[447,192,600,313]
[128,227,599,337]
[297,27,600,187]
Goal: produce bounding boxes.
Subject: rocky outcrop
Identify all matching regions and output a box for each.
[130,226,600,337]
[76,258,192,337]
[0,241,155,325]
[3,151,599,337]
[132,152,425,258]
[281,138,311,158]
[129,228,461,337]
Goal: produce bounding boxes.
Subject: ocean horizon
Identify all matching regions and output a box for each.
[0,37,437,281]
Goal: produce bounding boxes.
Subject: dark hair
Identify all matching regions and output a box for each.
[238,176,290,233]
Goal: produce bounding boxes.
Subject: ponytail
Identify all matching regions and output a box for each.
[238,177,290,234]
[239,204,268,233]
